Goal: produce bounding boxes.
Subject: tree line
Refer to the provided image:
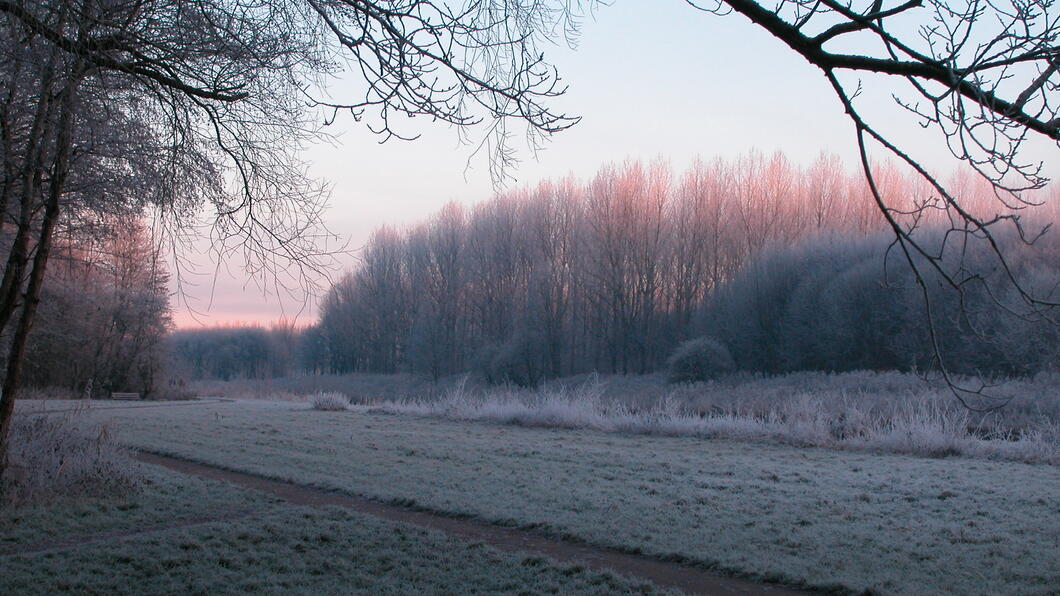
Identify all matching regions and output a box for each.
[167,152,1055,384]
[168,322,300,382]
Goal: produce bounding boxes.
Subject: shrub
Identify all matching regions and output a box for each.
[471,327,547,388]
[1,412,141,507]
[310,392,350,411]
[666,337,735,383]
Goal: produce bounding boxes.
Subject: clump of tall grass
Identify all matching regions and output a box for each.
[310,392,350,411]
[1,410,141,506]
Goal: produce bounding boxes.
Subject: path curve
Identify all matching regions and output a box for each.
[137,451,811,596]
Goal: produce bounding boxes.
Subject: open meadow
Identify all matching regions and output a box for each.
[11,394,1059,596]
[1,440,674,595]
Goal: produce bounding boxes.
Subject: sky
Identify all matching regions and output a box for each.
[169,2,1059,328]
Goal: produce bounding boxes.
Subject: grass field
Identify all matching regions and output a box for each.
[1,457,673,595]
[19,398,1060,595]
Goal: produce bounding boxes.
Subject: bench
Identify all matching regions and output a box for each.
[110,392,141,401]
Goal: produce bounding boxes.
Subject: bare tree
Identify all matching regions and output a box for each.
[0,0,591,479]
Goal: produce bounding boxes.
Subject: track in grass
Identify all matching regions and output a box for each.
[1,508,263,557]
[137,451,806,596]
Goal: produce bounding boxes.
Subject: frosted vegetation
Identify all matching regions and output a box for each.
[26,399,1056,595]
[367,377,1060,465]
[310,392,351,411]
[1,409,140,506]
[191,370,1060,464]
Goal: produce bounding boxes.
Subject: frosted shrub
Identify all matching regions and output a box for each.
[857,404,968,458]
[2,412,141,506]
[667,337,735,383]
[311,392,350,411]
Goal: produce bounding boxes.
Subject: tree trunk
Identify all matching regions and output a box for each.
[0,67,79,480]
[0,67,56,336]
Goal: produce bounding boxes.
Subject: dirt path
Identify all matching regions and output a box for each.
[136,451,810,596]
